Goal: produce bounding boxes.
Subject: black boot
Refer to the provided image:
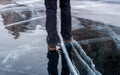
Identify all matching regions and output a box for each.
[47,51,59,75]
[61,43,72,75]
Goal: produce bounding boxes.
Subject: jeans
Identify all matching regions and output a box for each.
[45,0,72,47]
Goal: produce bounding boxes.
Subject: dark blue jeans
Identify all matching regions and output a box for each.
[45,0,72,47]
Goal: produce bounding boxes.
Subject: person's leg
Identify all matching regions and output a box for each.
[45,0,59,75]
[60,0,72,42]
[45,0,59,48]
[60,0,72,75]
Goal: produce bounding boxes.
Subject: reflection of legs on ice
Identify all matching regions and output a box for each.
[61,43,72,75]
[47,50,59,75]
[47,43,72,75]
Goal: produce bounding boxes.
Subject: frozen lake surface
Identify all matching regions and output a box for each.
[0,0,120,75]
[0,25,48,75]
[71,0,120,27]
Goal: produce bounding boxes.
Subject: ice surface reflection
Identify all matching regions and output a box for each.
[0,24,48,75]
[0,0,120,75]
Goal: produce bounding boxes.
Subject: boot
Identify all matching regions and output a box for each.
[61,43,72,75]
[47,51,59,75]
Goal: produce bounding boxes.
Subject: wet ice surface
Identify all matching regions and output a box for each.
[71,0,120,27]
[0,0,120,75]
[0,8,48,74]
[0,25,48,75]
